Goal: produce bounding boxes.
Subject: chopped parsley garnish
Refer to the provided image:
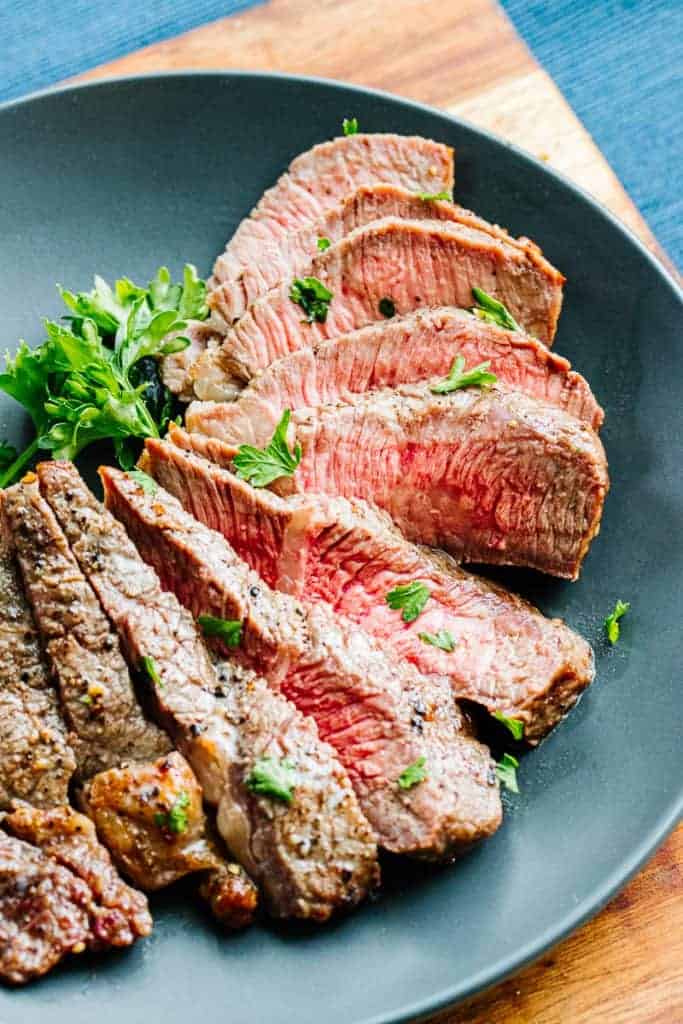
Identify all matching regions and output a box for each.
[604,599,630,645]
[0,440,17,471]
[386,581,431,623]
[397,757,428,790]
[289,276,333,323]
[378,297,396,318]
[470,287,520,332]
[496,753,520,793]
[415,190,453,202]
[317,237,331,252]
[492,711,525,741]
[430,354,497,394]
[154,791,190,834]
[342,117,358,136]
[246,757,297,804]
[79,693,93,706]
[127,469,157,495]
[418,629,456,652]
[198,614,243,647]
[140,655,163,688]
[232,409,302,488]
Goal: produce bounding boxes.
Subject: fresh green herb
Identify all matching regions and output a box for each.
[415,190,453,202]
[197,614,243,647]
[430,354,497,395]
[397,757,428,790]
[79,693,93,706]
[386,581,431,623]
[154,791,190,834]
[246,757,297,804]
[470,287,520,332]
[342,117,358,136]
[378,297,396,318]
[0,264,208,487]
[496,753,520,793]
[127,469,158,495]
[604,599,630,645]
[233,410,302,488]
[492,711,525,741]
[317,237,331,252]
[0,440,17,471]
[418,629,456,652]
[140,655,163,688]
[289,277,333,323]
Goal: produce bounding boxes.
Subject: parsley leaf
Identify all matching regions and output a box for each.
[232,410,302,488]
[317,237,331,252]
[386,581,431,623]
[378,297,396,318]
[127,469,158,495]
[398,757,428,790]
[604,599,630,645]
[470,287,520,331]
[198,614,243,647]
[342,117,358,136]
[415,190,453,202]
[140,655,163,688]
[430,354,497,394]
[246,757,297,804]
[496,753,520,793]
[492,711,525,741]
[418,629,456,652]
[289,277,333,323]
[154,791,190,834]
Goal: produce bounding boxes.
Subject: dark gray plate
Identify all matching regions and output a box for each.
[0,73,681,1024]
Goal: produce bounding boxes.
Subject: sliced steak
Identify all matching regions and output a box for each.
[197,217,565,400]
[181,380,608,580]
[211,183,564,324]
[185,306,602,448]
[161,320,224,402]
[102,466,502,860]
[210,133,454,296]
[4,802,152,952]
[39,461,379,920]
[2,477,170,778]
[143,439,595,743]
[0,508,76,809]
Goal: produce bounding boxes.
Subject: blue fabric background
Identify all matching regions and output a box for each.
[0,0,680,267]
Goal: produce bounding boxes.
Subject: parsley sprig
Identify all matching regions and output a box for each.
[496,753,520,793]
[342,117,359,136]
[386,581,431,623]
[198,614,243,647]
[128,469,158,495]
[398,757,428,790]
[415,190,453,202]
[290,277,333,323]
[492,711,525,741]
[430,354,497,395]
[246,757,297,804]
[154,791,190,834]
[233,410,302,488]
[470,287,520,332]
[418,629,456,652]
[604,599,630,645]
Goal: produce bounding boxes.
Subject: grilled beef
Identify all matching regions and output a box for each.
[39,461,379,920]
[161,320,224,402]
[143,438,595,742]
[185,307,602,449]
[0,508,76,808]
[2,477,171,777]
[102,467,502,860]
[209,133,454,302]
[209,183,564,325]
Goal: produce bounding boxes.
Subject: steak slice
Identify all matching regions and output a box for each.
[2,477,171,778]
[102,467,502,860]
[182,381,608,580]
[210,133,454,295]
[0,507,77,809]
[210,183,564,325]
[4,802,152,951]
[197,217,565,400]
[143,438,595,743]
[39,461,379,920]
[185,307,602,448]
[161,320,224,402]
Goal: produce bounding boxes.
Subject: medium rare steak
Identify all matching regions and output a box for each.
[102,467,502,860]
[210,183,564,324]
[198,217,564,401]
[182,382,608,580]
[210,133,454,296]
[2,477,171,777]
[0,508,76,808]
[39,461,379,920]
[143,438,595,743]
[185,307,602,448]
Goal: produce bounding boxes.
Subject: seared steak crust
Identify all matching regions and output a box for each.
[2,477,170,777]
[0,508,76,808]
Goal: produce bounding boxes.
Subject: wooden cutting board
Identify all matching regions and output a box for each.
[74,2,682,1020]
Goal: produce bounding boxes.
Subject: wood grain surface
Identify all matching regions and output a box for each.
[73,1,682,1020]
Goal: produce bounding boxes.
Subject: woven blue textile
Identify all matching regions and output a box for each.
[0,0,680,267]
